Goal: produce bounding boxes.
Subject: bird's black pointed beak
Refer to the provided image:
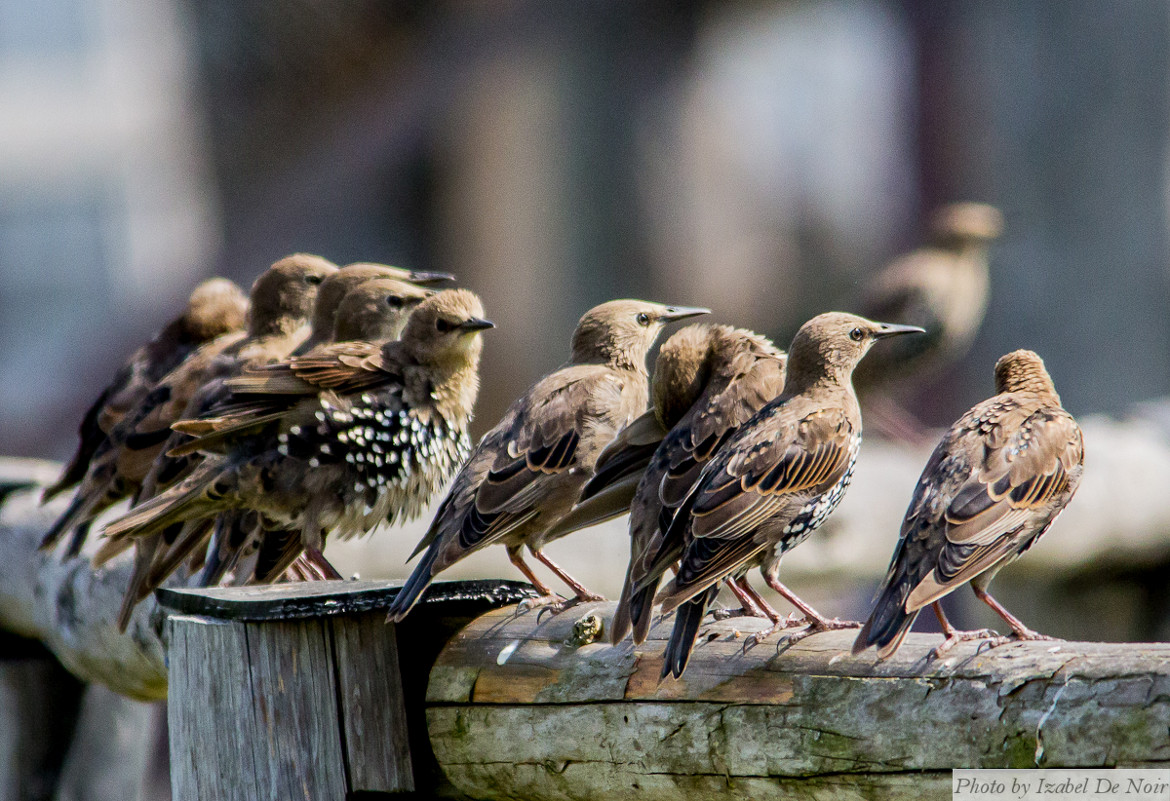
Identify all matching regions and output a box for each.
[872,322,926,339]
[660,305,711,323]
[459,317,495,332]
[408,270,456,286]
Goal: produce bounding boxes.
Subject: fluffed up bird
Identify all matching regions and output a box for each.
[548,323,788,646]
[386,299,711,623]
[647,313,924,680]
[98,290,492,614]
[853,202,1003,442]
[174,276,435,586]
[852,350,1083,660]
[41,278,249,507]
[61,254,336,566]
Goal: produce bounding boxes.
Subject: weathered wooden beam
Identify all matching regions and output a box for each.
[427,602,1170,801]
[160,579,534,800]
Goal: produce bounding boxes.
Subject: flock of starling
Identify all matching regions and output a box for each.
[42,202,1085,679]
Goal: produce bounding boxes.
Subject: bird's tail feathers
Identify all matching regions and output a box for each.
[660,586,718,681]
[386,544,440,622]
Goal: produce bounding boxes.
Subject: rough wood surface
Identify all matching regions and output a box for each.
[427,602,1170,801]
[331,614,414,793]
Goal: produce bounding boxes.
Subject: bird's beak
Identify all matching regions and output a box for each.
[408,269,456,286]
[660,305,711,323]
[872,322,926,339]
[459,317,495,332]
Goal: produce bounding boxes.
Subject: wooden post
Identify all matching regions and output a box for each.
[158,579,534,801]
[427,601,1170,801]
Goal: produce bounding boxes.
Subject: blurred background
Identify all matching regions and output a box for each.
[7,0,1170,797]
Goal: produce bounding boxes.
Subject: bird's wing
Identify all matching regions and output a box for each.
[900,402,1084,610]
[578,408,666,501]
[425,367,634,563]
[653,402,855,599]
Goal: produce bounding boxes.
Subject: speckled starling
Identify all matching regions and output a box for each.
[386,300,710,622]
[176,276,434,586]
[549,323,788,645]
[41,277,248,506]
[650,313,924,679]
[853,350,1084,660]
[45,254,335,559]
[98,290,491,613]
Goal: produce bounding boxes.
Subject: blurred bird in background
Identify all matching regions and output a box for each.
[854,202,1003,444]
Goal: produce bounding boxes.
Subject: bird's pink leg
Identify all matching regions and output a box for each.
[304,546,343,580]
[507,546,563,611]
[532,549,606,603]
[972,587,1054,647]
[748,564,860,647]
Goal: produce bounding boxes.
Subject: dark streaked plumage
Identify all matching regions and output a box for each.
[853,350,1084,660]
[42,256,335,557]
[386,300,710,622]
[650,313,924,679]
[551,323,787,646]
[179,277,433,586]
[42,278,248,507]
[98,290,491,624]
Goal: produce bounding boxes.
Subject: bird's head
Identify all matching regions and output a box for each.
[400,289,494,366]
[341,261,455,287]
[929,202,1004,246]
[785,312,924,391]
[332,278,433,343]
[181,277,248,342]
[994,349,1058,399]
[248,253,339,335]
[570,299,710,372]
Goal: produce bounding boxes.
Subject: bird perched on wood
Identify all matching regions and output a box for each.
[386,299,710,623]
[293,262,451,356]
[853,202,1003,442]
[46,254,336,559]
[852,350,1084,660]
[546,323,788,645]
[97,290,492,622]
[174,276,435,586]
[41,278,249,506]
[647,312,924,680]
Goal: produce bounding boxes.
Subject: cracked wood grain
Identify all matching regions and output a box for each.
[426,602,1170,801]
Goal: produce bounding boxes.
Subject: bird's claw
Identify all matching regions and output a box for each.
[930,628,1000,659]
[517,594,567,615]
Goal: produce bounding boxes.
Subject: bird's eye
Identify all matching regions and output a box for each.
[386,296,404,308]
[636,312,651,326]
[849,327,865,342]
[435,317,456,333]
[305,274,325,286]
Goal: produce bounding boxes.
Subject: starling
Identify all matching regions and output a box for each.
[852,350,1084,660]
[386,300,710,622]
[649,313,924,680]
[98,290,492,620]
[853,202,1003,441]
[174,276,434,586]
[41,278,248,505]
[548,323,788,645]
[48,254,336,559]
[294,262,449,356]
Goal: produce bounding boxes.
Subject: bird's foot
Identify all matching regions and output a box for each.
[742,615,808,650]
[710,607,761,621]
[930,628,1000,659]
[534,592,607,623]
[781,616,862,646]
[973,628,1056,655]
